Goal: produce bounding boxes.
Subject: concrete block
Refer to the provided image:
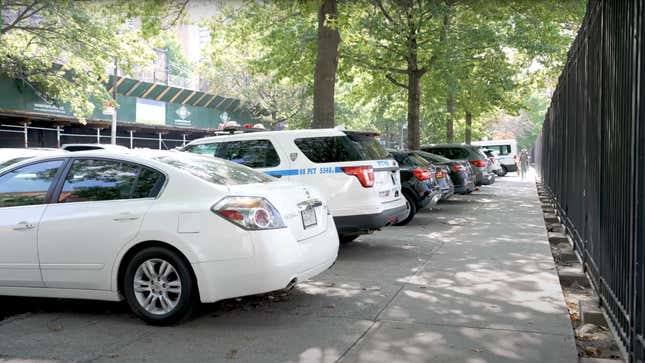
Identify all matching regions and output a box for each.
[580,299,608,327]
[558,267,590,288]
[544,213,560,224]
[548,232,569,245]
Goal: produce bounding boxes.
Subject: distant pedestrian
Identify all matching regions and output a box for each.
[514,154,520,176]
[520,149,529,180]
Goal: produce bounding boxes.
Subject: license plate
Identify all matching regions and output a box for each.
[301,207,317,229]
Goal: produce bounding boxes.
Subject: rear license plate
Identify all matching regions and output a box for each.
[301,207,317,229]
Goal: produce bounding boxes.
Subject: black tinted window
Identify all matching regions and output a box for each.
[295,136,364,163]
[185,143,220,156]
[59,159,139,203]
[0,160,63,207]
[132,167,165,198]
[215,140,280,168]
[426,147,469,160]
[346,133,389,159]
[486,145,511,155]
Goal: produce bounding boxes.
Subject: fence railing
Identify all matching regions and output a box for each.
[0,124,196,150]
[536,1,644,362]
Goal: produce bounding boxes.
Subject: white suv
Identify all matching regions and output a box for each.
[183,129,408,243]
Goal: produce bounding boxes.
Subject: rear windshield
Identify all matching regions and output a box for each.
[392,152,431,167]
[152,153,274,185]
[416,151,451,164]
[423,147,470,160]
[346,133,389,160]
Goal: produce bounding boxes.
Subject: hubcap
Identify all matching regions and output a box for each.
[133,258,182,315]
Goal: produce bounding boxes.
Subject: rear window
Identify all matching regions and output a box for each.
[294,136,364,163]
[416,151,450,164]
[392,152,431,167]
[484,144,512,155]
[345,133,389,160]
[424,147,470,160]
[153,153,274,185]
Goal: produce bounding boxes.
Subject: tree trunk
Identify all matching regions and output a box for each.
[465,111,472,144]
[312,0,340,129]
[407,70,421,150]
[446,94,455,143]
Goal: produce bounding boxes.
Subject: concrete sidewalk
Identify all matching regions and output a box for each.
[0,174,576,363]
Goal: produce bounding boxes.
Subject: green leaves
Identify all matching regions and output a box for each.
[0,0,188,122]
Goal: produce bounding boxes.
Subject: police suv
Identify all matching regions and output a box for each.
[182,128,408,243]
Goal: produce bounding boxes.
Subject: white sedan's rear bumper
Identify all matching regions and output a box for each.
[192,215,339,303]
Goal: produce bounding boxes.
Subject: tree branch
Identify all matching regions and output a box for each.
[385,73,409,89]
[347,55,408,74]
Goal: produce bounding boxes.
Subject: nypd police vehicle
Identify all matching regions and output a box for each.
[182,128,408,243]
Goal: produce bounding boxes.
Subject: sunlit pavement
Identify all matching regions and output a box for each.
[0,171,576,363]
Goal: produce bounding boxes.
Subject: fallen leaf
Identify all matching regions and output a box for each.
[226,349,239,359]
[325,304,336,309]
[584,347,601,357]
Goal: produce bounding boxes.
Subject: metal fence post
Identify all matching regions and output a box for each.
[56,126,61,148]
[130,130,134,149]
[23,123,28,148]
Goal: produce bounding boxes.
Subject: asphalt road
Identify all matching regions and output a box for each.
[0,174,577,363]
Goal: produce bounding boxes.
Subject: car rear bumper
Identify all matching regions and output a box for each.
[193,215,339,303]
[334,199,408,235]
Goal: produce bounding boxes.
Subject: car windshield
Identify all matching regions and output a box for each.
[152,153,274,185]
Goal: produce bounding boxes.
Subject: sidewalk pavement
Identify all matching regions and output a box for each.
[0,173,576,363]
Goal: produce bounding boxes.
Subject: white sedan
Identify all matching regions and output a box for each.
[0,150,339,324]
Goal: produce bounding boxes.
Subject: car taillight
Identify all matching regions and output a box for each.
[435,170,444,179]
[342,166,375,187]
[212,196,286,230]
[412,168,431,180]
[450,163,462,173]
[469,160,487,168]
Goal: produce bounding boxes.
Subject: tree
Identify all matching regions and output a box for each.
[0,0,189,122]
[312,0,340,128]
[343,0,447,150]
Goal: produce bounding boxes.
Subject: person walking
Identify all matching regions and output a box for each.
[520,149,529,180]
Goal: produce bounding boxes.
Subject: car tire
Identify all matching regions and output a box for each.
[339,234,359,244]
[498,166,508,177]
[123,247,196,326]
[394,194,416,226]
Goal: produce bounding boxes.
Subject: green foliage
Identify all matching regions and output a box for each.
[0,0,189,122]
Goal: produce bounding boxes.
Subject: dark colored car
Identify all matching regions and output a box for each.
[416,150,475,194]
[421,144,495,186]
[388,150,441,225]
[433,163,454,200]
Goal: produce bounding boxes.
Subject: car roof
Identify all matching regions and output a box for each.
[186,128,347,146]
[61,143,129,151]
[421,143,474,148]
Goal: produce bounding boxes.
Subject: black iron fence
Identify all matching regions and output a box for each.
[535,1,644,361]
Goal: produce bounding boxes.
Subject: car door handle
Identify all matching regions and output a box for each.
[12,221,36,231]
[113,214,140,222]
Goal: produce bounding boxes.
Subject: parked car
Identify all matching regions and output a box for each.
[182,129,408,243]
[481,148,503,176]
[415,151,475,194]
[433,163,455,200]
[0,150,339,325]
[388,150,441,225]
[421,144,496,186]
[61,144,129,152]
[471,139,518,176]
[0,148,65,169]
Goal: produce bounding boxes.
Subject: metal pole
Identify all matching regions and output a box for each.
[182,134,186,146]
[97,128,101,144]
[56,126,61,148]
[129,130,133,149]
[111,60,118,145]
[158,132,162,150]
[23,123,28,148]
